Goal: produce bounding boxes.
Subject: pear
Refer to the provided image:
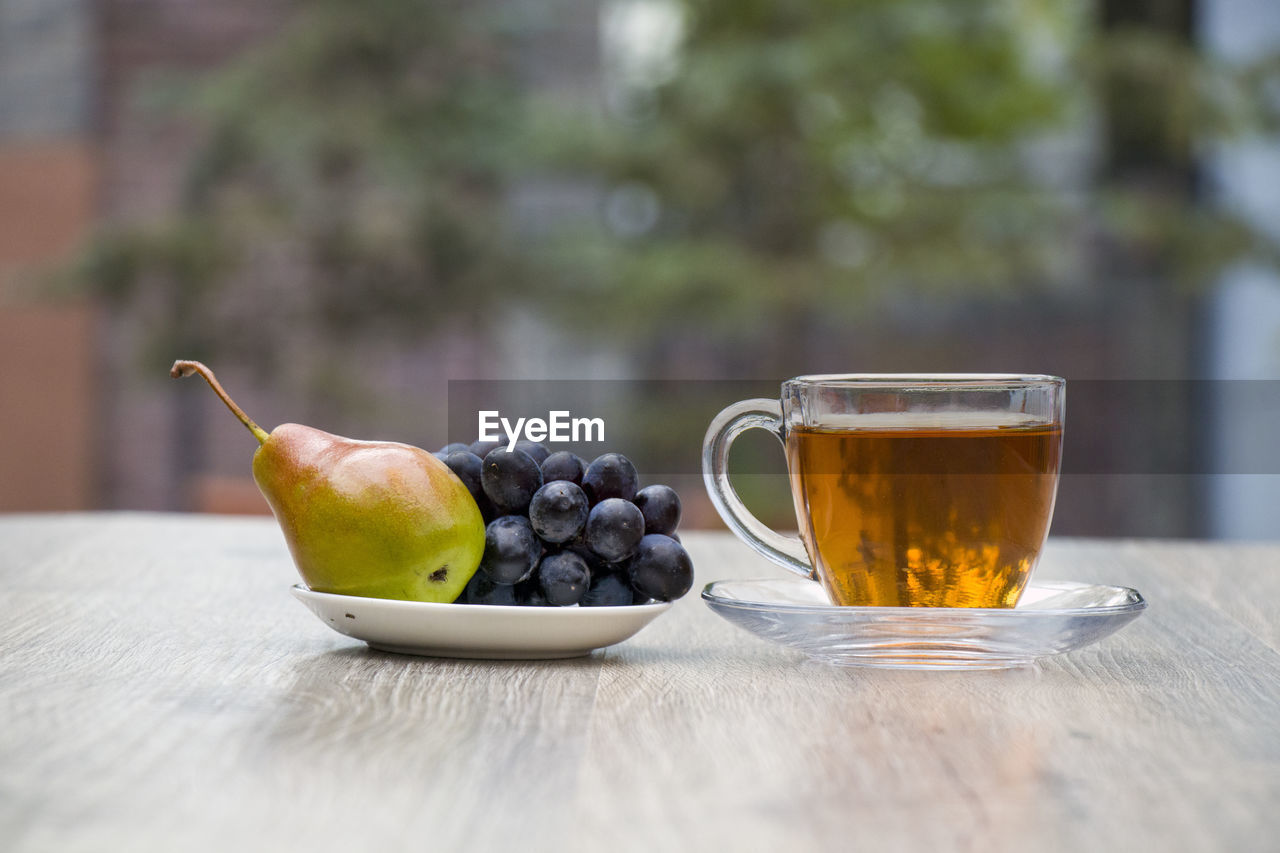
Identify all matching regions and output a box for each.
[171,360,485,602]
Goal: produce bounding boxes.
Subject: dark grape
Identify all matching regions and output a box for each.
[481,448,543,515]
[479,516,541,584]
[469,438,506,458]
[565,543,609,576]
[633,484,681,536]
[528,481,590,544]
[580,572,636,607]
[449,440,690,607]
[443,451,495,519]
[444,451,481,489]
[460,572,518,605]
[582,453,639,504]
[627,534,694,602]
[515,577,552,606]
[585,498,645,562]
[540,451,586,486]
[513,440,551,465]
[537,551,591,606]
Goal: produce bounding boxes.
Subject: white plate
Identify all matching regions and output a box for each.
[702,577,1146,670]
[291,585,672,659]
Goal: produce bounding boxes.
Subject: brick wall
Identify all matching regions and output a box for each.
[92,0,287,511]
[0,0,98,510]
[0,0,285,511]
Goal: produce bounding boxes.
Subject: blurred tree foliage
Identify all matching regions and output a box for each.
[74,0,532,373]
[540,0,1280,345]
[68,0,1280,372]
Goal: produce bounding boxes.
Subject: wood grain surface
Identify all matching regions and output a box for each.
[1,514,1277,852]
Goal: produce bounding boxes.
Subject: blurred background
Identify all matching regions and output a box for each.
[2,0,1280,538]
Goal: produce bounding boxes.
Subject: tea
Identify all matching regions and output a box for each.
[786,413,1062,607]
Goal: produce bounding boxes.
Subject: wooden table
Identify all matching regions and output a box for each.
[1,514,1277,852]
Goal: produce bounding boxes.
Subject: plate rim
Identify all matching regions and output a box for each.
[290,583,674,616]
[290,583,675,659]
[700,577,1146,618]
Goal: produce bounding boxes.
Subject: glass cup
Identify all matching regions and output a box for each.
[703,375,1065,607]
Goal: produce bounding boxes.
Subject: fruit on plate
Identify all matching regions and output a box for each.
[170,360,485,603]
[628,534,696,602]
[451,445,695,606]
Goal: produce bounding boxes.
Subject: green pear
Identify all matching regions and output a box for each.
[171,360,485,602]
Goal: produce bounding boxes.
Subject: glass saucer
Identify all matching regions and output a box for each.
[701,578,1146,670]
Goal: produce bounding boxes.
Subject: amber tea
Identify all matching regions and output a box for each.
[704,375,1064,609]
[786,413,1062,608]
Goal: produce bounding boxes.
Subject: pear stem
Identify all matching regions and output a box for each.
[170,360,270,445]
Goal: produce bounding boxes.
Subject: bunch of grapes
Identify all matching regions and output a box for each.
[434,440,693,607]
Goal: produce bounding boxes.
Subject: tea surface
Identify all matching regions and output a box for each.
[786,416,1062,607]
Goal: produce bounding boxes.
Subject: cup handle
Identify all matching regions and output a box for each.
[702,399,815,580]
